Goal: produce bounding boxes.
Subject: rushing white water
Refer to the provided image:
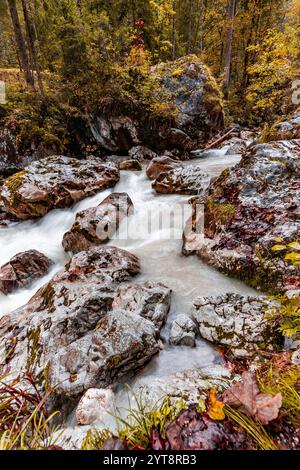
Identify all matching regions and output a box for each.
[0,149,256,364]
[0,150,257,441]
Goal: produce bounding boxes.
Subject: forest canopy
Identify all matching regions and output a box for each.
[0,0,299,126]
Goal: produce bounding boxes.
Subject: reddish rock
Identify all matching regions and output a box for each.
[0,250,52,294]
[146,156,181,181]
[119,160,142,171]
[62,193,133,254]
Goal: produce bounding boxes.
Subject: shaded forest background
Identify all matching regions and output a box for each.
[0,0,299,138]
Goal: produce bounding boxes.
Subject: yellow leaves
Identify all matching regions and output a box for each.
[284,252,300,262]
[272,245,287,251]
[287,241,300,251]
[207,389,225,421]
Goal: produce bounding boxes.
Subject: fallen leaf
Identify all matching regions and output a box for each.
[207,388,225,421]
[222,371,282,425]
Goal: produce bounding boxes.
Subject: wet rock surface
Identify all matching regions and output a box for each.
[1,155,120,220]
[153,165,208,195]
[62,193,133,254]
[112,281,171,329]
[76,388,115,425]
[0,247,170,400]
[135,365,234,405]
[118,160,142,171]
[0,250,52,294]
[189,140,300,294]
[169,314,196,347]
[192,293,283,358]
[146,156,181,181]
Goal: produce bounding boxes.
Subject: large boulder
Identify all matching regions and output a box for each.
[192,294,283,358]
[0,250,52,294]
[146,156,181,181]
[187,140,300,294]
[62,193,133,254]
[153,165,208,195]
[1,155,120,220]
[151,55,224,145]
[89,56,224,153]
[0,247,170,401]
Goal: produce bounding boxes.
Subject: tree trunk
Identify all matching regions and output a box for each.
[187,0,193,53]
[224,0,237,99]
[7,0,33,87]
[172,0,176,60]
[21,0,46,106]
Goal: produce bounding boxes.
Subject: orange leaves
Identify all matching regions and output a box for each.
[207,388,226,421]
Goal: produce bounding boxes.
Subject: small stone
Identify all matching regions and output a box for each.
[76,388,115,425]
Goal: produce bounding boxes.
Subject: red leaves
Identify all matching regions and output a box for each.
[222,371,282,425]
[149,428,167,450]
[166,408,249,450]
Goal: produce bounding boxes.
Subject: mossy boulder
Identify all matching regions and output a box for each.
[89,56,224,153]
[192,294,283,358]
[1,155,120,220]
[183,140,300,294]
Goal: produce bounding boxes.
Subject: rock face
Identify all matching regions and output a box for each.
[62,193,133,254]
[89,56,224,153]
[112,281,171,329]
[153,165,208,195]
[191,140,300,294]
[76,388,115,425]
[89,115,141,153]
[152,55,224,145]
[146,156,181,181]
[0,247,170,401]
[0,124,51,178]
[169,314,196,347]
[192,294,283,358]
[0,250,52,294]
[1,156,120,220]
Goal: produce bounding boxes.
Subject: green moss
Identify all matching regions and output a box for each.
[206,197,236,226]
[5,170,27,195]
[26,326,42,372]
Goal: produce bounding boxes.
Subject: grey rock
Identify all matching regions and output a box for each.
[153,165,208,195]
[192,293,283,358]
[112,281,171,329]
[134,365,234,405]
[76,388,115,425]
[128,146,158,161]
[194,140,300,294]
[169,314,196,347]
